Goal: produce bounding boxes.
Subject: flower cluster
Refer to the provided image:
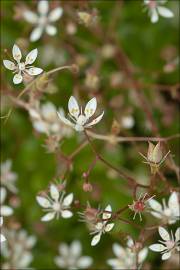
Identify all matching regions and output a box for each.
[54,240,93,269]
[1,229,36,269]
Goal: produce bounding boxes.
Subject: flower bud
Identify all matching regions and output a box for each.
[83,182,93,192]
[147,142,162,164]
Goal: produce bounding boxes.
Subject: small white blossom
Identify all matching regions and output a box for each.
[121,115,135,129]
[0,217,6,243]
[23,0,63,42]
[149,226,180,260]
[1,229,36,269]
[144,0,174,23]
[3,44,43,84]
[36,184,74,222]
[0,187,13,217]
[57,96,104,132]
[0,160,18,193]
[107,238,148,269]
[148,192,180,224]
[54,240,93,269]
[29,101,73,137]
[90,205,114,246]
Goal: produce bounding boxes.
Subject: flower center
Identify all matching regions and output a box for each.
[38,15,48,26]
[77,115,87,126]
[148,0,157,9]
[52,202,61,212]
[18,62,26,71]
[164,208,171,217]
[165,240,175,250]
[134,201,145,212]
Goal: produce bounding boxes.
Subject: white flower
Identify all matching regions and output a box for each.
[107,238,148,269]
[57,96,104,132]
[90,205,114,246]
[23,0,63,42]
[121,115,135,129]
[3,44,43,84]
[54,240,93,269]
[0,217,6,243]
[0,160,18,193]
[148,192,180,224]
[1,229,36,269]
[149,226,180,260]
[29,101,73,137]
[144,0,174,23]
[0,187,13,216]
[36,184,74,221]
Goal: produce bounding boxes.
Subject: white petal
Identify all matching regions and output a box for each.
[58,243,69,256]
[162,252,171,260]
[27,67,43,76]
[23,10,38,24]
[158,227,170,241]
[84,97,97,118]
[112,243,126,257]
[77,256,93,268]
[57,111,74,128]
[41,212,55,221]
[138,248,148,263]
[3,60,16,70]
[13,73,23,84]
[148,198,162,212]
[48,7,63,22]
[68,96,80,119]
[46,25,57,36]
[36,196,51,208]
[25,49,38,65]
[157,7,174,18]
[127,237,134,248]
[33,121,48,133]
[85,111,104,128]
[1,206,13,216]
[0,187,7,203]
[103,204,112,220]
[149,243,166,252]
[105,223,114,232]
[0,234,6,243]
[38,0,49,15]
[168,192,179,216]
[150,211,162,219]
[54,257,66,268]
[30,27,43,42]
[50,185,59,201]
[61,210,73,218]
[91,233,101,246]
[175,227,180,242]
[70,240,82,258]
[151,9,159,23]
[0,217,3,226]
[12,44,22,62]
[63,193,73,206]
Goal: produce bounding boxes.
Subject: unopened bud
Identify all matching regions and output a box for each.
[83,182,93,192]
[147,142,162,164]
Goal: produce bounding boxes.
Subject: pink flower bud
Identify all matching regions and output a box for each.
[83,182,93,192]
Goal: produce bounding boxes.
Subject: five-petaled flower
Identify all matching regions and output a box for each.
[129,193,155,221]
[36,184,74,221]
[54,240,93,269]
[144,0,174,23]
[0,187,14,217]
[23,0,63,42]
[90,204,114,246]
[57,96,104,132]
[148,192,180,224]
[107,237,148,269]
[149,226,180,260]
[3,44,43,84]
[0,217,6,243]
